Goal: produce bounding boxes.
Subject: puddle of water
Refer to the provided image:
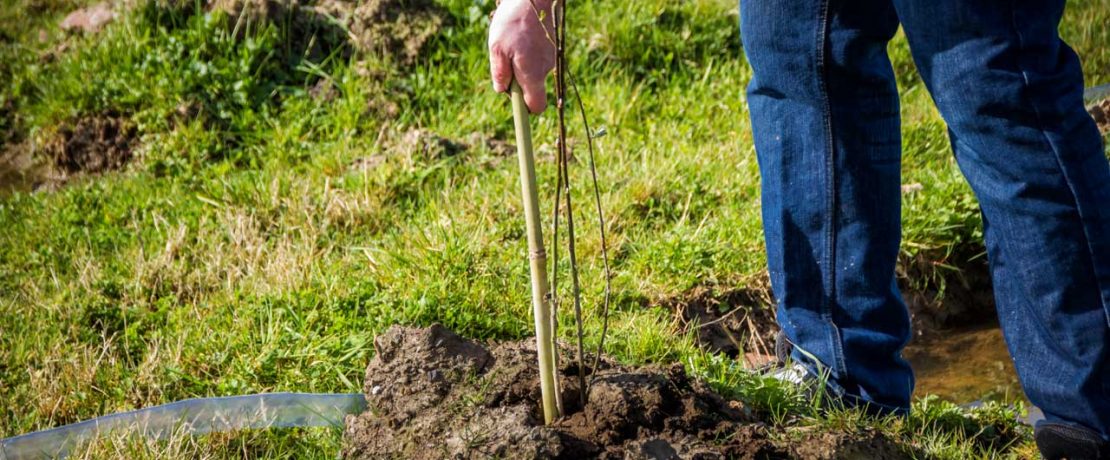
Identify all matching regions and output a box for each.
[904,322,1026,404]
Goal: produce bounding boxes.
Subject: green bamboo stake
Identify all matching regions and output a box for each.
[510,81,560,424]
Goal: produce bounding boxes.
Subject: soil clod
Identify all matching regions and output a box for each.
[46,112,136,176]
[343,0,445,64]
[398,128,467,161]
[391,129,514,161]
[666,286,777,362]
[207,0,446,64]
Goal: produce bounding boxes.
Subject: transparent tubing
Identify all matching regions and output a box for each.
[0,393,366,460]
[1086,82,1110,106]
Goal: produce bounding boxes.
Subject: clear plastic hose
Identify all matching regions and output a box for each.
[1086,83,1110,105]
[0,393,366,460]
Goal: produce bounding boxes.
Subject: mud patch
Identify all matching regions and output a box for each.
[46,112,136,176]
[343,324,781,459]
[210,0,446,64]
[395,128,467,161]
[1090,98,1110,135]
[341,0,445,64]
[390,128,514,161]
[665,284,778,363]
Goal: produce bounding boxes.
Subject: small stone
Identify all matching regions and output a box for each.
[60,3,117,34]
[371,385,383,395]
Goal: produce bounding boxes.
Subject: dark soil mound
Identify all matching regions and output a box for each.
[342,0,444,64]
[343,325,917,459]
[667,285,778,363]
[210,0,446,64]
[342,324,777,459]
[47,112,135,175]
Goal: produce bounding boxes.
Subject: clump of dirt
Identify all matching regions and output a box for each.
[391,128,515,161]
[208,0,350,62]
[897,248,996,336]
[1090,98,1110,135]
[209,0,446,65]
[341,0,445,65]
[45,112,136,175]
[343,324,781,459]
[396,128,467,161]
[666,284,778,364]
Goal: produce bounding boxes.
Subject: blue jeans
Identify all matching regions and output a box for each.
[740,0,1110,437]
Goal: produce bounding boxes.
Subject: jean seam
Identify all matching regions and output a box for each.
[1007,1,1110,327]
[815,0,846,378]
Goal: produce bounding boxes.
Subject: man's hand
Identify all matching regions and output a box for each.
[488,0,555,114]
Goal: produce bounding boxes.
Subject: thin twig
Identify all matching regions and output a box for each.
[547,0,565,416]
[567,73,612,383]
[553,0,588,410]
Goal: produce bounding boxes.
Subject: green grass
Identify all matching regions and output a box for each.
[1,0,1108,457]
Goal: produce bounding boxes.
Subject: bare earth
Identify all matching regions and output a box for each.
[341,325,913,460]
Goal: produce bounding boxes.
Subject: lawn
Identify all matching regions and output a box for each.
[1,0,1108,457]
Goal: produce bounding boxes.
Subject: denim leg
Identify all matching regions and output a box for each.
[741,0,914,411]
[894,0,1110,438]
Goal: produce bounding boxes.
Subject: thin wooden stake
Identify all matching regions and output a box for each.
[510,81,561,424]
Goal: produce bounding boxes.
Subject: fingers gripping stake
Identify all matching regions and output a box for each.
[510,81,561,424]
